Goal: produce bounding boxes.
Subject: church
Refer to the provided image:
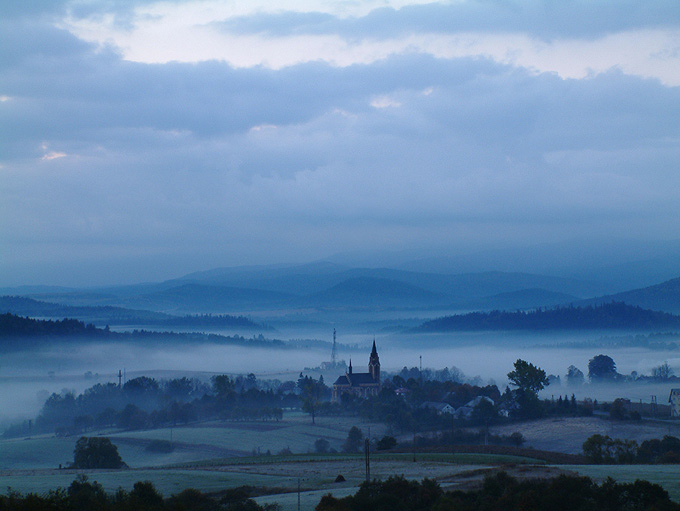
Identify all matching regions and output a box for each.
[331,341,380,402]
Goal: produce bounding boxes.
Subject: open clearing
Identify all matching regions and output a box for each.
[490,416,680,454]
[0,413,389,470]
[3,414,680,510]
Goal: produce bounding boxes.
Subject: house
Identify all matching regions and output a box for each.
[332,341,381,402]
[669,389,680,418]
[421,401,455,415]
[454,396,495,420]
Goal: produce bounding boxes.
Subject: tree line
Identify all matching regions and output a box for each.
[414,302,680,332]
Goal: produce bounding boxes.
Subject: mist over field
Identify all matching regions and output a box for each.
[2,326,678,423]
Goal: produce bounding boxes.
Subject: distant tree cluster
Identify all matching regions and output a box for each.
[0,313,283,352]
[583,434,680,465]
[414,302,680,332]
[4,374,294,438]
[0,313,103,338]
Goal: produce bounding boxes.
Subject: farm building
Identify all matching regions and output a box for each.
[669,389,680,418]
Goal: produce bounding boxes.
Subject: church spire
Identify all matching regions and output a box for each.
[348,358,352,374]
[368,340,380,382]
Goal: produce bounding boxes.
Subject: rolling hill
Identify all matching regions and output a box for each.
[582,276,680,313]
[304,276,450,308]
[460,288,579,311]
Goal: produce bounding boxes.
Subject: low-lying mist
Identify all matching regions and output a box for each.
[2,329,678,424]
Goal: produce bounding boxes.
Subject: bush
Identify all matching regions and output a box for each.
[314,438,330,453]
[342,426,363,453]
[376,435,397,450]
[73,436,125,469]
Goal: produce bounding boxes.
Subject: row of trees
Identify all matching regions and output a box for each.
[5,374,299,438]
[564,355,675,386]
[316,472,680,511]
[1,475,279,511]
[583,434,680,464]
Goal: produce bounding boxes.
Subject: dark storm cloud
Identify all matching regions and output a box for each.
[218,0,680,40]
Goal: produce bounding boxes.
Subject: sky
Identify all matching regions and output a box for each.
[1,0,680,286]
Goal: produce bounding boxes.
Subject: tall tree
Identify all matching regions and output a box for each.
[588,354,617,381]
[507,359,549,397]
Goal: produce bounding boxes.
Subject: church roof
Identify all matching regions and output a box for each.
[333,372,378,386]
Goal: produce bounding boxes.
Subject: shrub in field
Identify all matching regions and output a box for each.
[315,438,330,453]
[73,436,125,469]
[342,426,363,453]
[376,435,397,450]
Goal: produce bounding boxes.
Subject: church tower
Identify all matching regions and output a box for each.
[368,339,380,382]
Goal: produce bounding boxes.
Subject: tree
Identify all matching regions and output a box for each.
[507,359,549,397]
[376,435,397,451]
[129,481,163,511]
[471,398,497,426]
[652,361,674,380]
[315,438,330,453]
[67,475,108,511]
[588,354,617,381]
[565,365,585,386]
[343,426,363,453]
[73,436,124,469]
[299,375,326,424]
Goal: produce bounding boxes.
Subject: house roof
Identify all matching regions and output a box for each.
[421,401,453,412]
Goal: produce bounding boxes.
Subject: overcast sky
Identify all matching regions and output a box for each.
[1,0,680,286]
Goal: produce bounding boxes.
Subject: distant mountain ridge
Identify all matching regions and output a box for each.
[8,263,677,316]
[460,288,579,311]
[305,276,449,308]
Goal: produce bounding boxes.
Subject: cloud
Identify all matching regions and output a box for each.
[218,1,680,41]
[2,5,680,285]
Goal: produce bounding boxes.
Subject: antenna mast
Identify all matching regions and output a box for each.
[331,328,337,366]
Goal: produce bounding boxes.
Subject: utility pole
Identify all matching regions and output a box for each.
[118,369,122,388]
[331,328,337,367]
[413,424,417,462]
[419,355,422,384]
[297,478,301,511]
[365,438,370,482]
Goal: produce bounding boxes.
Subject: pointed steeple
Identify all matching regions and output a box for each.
[348,358,353,374]
[368,340,380,382]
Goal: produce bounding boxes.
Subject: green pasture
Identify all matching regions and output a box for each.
[0,414,389,471]
[0,452,517,498]
[0,436,75,470]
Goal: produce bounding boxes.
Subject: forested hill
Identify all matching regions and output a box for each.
[0,313,106,337]
[412,302,680,332]
[0,313,283,350]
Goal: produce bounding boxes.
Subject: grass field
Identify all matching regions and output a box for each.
[4,413,680,511]
[0,414,390,470]
[491,416,680,455]
[0,453,516,498]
